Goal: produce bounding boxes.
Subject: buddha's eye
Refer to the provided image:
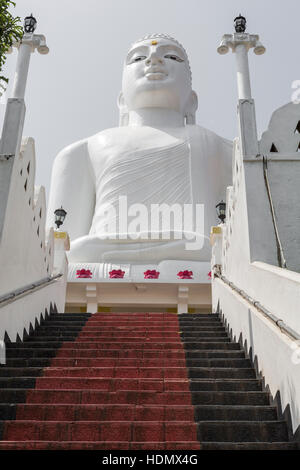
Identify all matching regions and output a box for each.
[131,56,146,63]
[164,54,184,62]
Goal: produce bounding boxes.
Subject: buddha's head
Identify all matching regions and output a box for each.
[119,34,198,125]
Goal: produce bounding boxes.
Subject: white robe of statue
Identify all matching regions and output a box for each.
[47,34,232,265]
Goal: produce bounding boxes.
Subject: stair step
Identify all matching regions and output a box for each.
[188,368,256,379]
[13,404,196,422]
[197,420,288,442]
[31,377,193,391]
[191,391,270,405]
[1,389,194,405]
[194,405,278,421]
[187,359,251,368]
[0,403,277,422]
[200,442,298,450]
[0,441,202,450]
[0,378,36,388]
[41,321,88,326]
[0,420,199,442]
[190,379,261,391]
[3,358,188,368]
[0,368,43,377]
[47,315,91,320]
[185,352,246,361]
[180,332,228,337]
[30,331,81,337]
[6,349,59,358]
[41,367,189,379]
[25,337,77,342]
[6,342,63,349]
[184,344,241,353]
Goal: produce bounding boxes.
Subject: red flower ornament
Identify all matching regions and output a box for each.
[144,270,160,279]
[76,269,92,279]
[177,270,193,280]
[109,269,125,279]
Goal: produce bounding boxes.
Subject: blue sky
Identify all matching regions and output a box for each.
[1,0,299,200]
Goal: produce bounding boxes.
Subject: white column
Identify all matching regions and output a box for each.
[86,284,98,314]
[177,286,189,314]
[235,44,252,100]
[11,42,32,99]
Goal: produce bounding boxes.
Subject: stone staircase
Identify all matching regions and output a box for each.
[0,312,297,450]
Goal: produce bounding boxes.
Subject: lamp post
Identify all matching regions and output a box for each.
[24,13,37,34]
[10,14,49,100]
[217,15,265,158]
[217,14,265,100]
[54,207,67,230]
[216,200,226,223]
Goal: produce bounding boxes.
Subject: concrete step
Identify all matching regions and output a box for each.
[0,389,196,405]
[0,420,199,442]
[200,441,298,450]
[188,368,256,379]
[0,441,201,450]
[187,358,251,368]
[185,352,246,362]
[197,420,288,442]
[180,332,228,337]
[0,377,36,388]
[184,344,241,353]
[191,391,270,405]
[1,404,197,422]
[189,379,261,391]
[0,368,43,377]
[194,405,278,421]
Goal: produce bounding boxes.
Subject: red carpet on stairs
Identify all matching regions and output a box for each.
[0,312,201,450]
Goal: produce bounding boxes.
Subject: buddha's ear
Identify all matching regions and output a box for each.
[185,90,198,125]
[118,91,129,127]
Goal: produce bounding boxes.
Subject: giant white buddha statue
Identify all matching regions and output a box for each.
[47,34,232,265]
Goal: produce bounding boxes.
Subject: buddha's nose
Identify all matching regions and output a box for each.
[145,52,163,66]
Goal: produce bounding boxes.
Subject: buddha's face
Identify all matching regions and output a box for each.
[122,38,192,114]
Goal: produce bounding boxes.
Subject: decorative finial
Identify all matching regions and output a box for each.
[234,14,246,33]
[24,13,37,34]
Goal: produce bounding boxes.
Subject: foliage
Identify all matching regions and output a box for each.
[0,0,23,89]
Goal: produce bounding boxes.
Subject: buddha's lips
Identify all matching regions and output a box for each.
[145,69,168,80]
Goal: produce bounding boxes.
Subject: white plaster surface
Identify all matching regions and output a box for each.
[47,35,232,266]
[211,100,300,433]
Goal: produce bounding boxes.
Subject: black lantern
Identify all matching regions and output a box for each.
[216,200,226,223]
[234,14,246,33]
[24,14,37,34]
[54,206,67,229]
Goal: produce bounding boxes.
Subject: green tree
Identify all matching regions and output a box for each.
[0,0,23,93]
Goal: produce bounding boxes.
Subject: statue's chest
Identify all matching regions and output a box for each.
[90,134,192,206]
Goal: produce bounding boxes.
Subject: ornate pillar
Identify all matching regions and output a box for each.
[217,15,265,158]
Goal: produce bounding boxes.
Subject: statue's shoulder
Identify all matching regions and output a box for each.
[188,124,232,157]
[188,124,232,147]
[56,137,89,162]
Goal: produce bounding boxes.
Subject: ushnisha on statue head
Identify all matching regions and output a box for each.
[118,34,198,126]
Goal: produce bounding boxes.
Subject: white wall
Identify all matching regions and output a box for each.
[211,101,300,435]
